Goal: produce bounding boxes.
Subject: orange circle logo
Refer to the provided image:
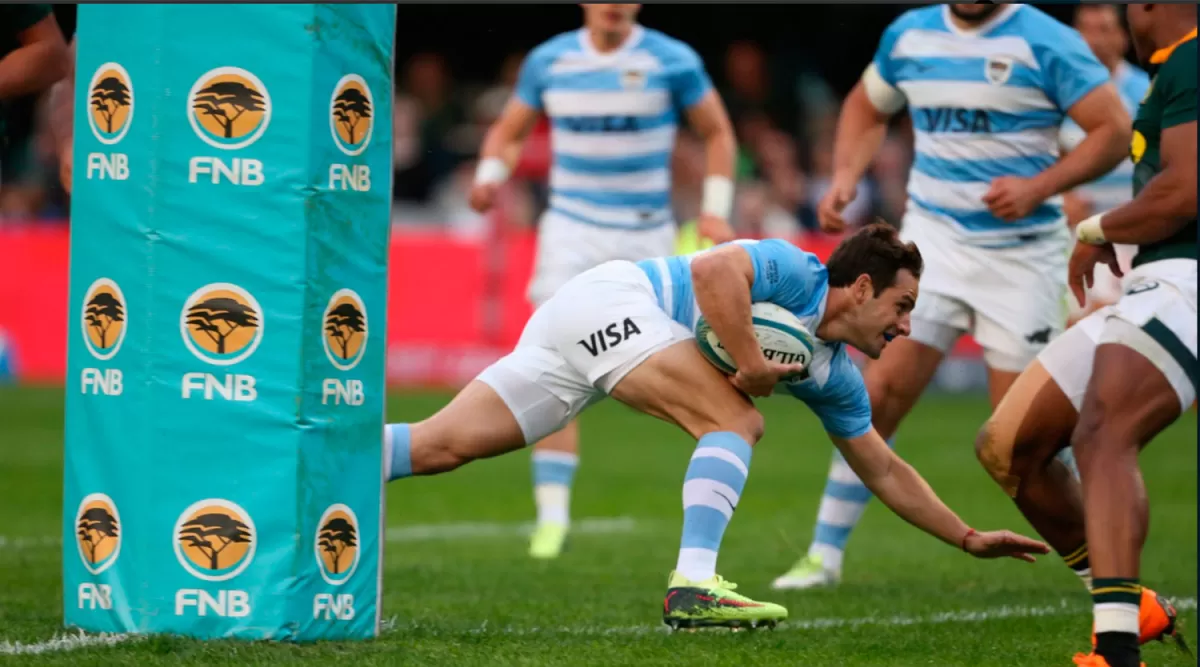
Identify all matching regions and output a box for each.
[174,499,256,582]
[330,74,374,156]
[315,504,360,586]
[82,278,127,361]
[75,493,121,575]
[322,289,368,371]
[87,63,133,144]
[187,67,271,150]
[181,283,263,366]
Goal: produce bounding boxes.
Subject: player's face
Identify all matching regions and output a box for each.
[854,270,918,359]
[1075,7,1128,66]
[1124,5,1155,65]
[581,4,641,34]
[948,3,1001,23]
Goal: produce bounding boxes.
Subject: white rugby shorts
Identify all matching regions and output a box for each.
[898,210,1071,372]
[480,259,693,444]
[526,210,678,307]
[1041,258,1197,412]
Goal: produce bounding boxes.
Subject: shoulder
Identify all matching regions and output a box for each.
[640,28,703,67]
[887,6,943,33]
[526,31,582,67]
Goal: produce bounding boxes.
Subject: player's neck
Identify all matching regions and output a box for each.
[1151,22,1197,57]
[814,288,853,343]
[586,25,635,54]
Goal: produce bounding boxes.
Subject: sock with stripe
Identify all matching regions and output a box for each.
[807,437,895,573]
[384,423,413,481]
[675,432,753,582]
[531,450,578,527]
[1092,577,1141,666]
[1060,543,1092,590]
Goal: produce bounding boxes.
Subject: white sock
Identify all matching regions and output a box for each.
[534,483,570,526]
[676,547,718,582]
[1094,602,1140,634]
[808,542,844,574]
[1076,567,1093,591]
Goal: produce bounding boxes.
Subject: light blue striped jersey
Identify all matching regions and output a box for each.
[515,25,713,231]
[1059,61,1151,212]
[873,4,1111,246]
[637,240,873,439]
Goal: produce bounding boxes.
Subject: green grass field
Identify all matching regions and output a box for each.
[0,385,1195,665]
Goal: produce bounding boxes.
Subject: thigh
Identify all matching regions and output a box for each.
[980,360,1078,488]
[477,346,600,446]
[1038,308,1106,413]
[608,338,762,444]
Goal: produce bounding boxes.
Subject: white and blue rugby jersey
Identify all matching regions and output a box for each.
[872,5,1111,246]
[515,26,713,231]
[637,240,873,440]
[1059,61,1151,212]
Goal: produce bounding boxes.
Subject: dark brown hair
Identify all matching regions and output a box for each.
[826,222,923,296]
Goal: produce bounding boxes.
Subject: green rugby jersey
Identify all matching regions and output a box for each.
[1130,28,1198,267]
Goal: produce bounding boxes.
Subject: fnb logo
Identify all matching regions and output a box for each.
[82,278,126,361]
[86,63,133,145]
[187,67,271,150]
[75,493,121,575]
[322,290,367,406]
[173,498,256,582]
[314,504,360,621]
[181,283,263,366]
[330,75,374,157]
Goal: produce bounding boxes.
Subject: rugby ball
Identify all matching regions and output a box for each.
[695,303,815,377]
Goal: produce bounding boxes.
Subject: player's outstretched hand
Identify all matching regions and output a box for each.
[962,529,1051,563]
[817,179,857,234]
[469,182,499,213]
[732,360,807,398]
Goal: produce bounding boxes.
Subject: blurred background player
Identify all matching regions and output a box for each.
[466,3,738,560]
[773,2,1132,591]
[1060,4,1149,326]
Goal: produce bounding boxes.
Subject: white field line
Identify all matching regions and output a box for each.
[5,598,1197,655]
[0,517,644,553]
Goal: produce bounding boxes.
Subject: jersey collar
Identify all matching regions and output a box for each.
[941,3,1021,37]
[1150,27,1197,65]
[579,24,645,61]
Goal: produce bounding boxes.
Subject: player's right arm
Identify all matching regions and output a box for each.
[0,5,68,100]
[691,240,812,397]
[469,52,546,214]
[811,357,1049,561]
[819,20,908,233]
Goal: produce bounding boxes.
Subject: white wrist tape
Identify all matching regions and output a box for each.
[701,175,734,219]
[1075,213,1107,245]
[474,157,510,186]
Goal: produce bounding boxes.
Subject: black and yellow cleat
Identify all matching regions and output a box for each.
[662,570,788,631]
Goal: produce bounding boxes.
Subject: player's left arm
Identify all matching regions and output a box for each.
[0,6,68,100]
[675,44,737,244]
[812,360,1049,560]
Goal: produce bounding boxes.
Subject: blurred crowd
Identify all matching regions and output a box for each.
[1,38,914,240]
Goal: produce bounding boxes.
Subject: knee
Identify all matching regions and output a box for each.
[974,420,1017,495]
[719,408,765,446]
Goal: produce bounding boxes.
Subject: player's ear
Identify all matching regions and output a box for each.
[853,274,873,303]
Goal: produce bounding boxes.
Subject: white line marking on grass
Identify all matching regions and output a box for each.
[0,517,643,552]
[5,598,1196,654]
[392,597,1198,637]
[0,630,141,655]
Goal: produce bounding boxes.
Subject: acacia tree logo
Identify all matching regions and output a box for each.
[187,67,272,150]
[322,289,368,371]
[315,504,360,585]
[87,63,134,144]
[75,493,121,574]
[81,278,127,360]
[181,283,264,366]
[174,499,256,582]
[329,75,375,156]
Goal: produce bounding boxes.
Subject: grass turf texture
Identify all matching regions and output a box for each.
[0,385,1195,666]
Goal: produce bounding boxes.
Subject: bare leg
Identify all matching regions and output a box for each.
[1074,342,1182,667]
